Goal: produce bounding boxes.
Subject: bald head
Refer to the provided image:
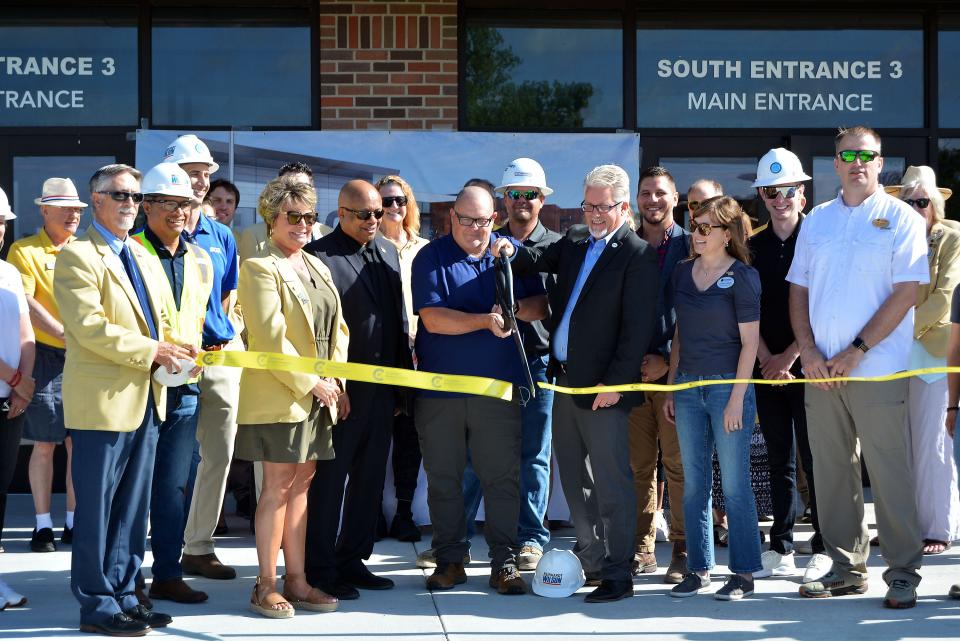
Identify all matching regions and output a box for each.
[338,179,382,244]
[450,185,496,256]
[455,185,495,216]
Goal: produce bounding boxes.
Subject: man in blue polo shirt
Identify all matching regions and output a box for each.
[161,135,243,581]
[413,185,546,596]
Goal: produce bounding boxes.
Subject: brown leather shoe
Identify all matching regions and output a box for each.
[181,553,237,580]
[489,567,527,595]
[426,562,467,591]
[632,552,657,575]
[149,578,209,603]
[665,541,688,584]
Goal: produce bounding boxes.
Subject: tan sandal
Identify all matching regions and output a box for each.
[282,573,339,613]
[250,576,295,619]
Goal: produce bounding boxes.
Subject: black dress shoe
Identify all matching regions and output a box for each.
[584,579,634,603]
[79,612,150,636]
[30,527,56,553]
[341,565,395,591]
[62,525,73,545]
[316,581,360,600]
[124,604,172,628]
[389,513,422,542]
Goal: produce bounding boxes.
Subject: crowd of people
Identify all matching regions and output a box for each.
[0,124,958,634]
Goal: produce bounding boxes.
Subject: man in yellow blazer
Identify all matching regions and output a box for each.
[54,164,196,637]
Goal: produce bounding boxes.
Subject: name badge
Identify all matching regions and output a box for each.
[717,276,735,289]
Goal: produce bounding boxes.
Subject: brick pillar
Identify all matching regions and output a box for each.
[320,1,458,130]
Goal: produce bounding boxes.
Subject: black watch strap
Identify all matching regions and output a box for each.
[853,336,870,353]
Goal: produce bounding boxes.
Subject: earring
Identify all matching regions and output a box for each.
[724,240,729,248]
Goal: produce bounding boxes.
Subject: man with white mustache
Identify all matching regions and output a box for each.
[492,164,659,603]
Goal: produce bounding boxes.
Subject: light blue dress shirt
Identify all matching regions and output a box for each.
[552,236,606,362]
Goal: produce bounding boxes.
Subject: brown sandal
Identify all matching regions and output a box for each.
[282,574,339,613]
[250,576,295,619]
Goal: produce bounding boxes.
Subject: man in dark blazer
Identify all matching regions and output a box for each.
[492,164,658,603]
[303,179,412,600]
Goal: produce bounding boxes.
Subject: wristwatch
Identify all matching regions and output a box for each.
[852,336,871,353]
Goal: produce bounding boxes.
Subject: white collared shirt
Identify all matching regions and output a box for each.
[786,188,929,377]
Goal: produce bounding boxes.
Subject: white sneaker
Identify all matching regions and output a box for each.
[754,550,797,578]
[803,553,833,583]
[0,577,26,609]
[655,510,670,542]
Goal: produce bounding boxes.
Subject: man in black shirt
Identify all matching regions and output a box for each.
[747,148,827,583]
[304,180,411,600]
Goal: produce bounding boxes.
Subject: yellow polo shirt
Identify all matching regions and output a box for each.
[7,228,74,348]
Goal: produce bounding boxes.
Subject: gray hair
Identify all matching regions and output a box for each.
[89,164,141,194]
[900,180,945,222]
[584,164,631,204]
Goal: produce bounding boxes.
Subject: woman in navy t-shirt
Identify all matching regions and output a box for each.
[663,195,762,601]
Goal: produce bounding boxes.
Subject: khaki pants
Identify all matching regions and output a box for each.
[182,338,243,556]
[628,391,685,553]
[805,380,922,586]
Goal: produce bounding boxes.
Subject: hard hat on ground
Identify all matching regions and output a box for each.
[142,163,196,199]
[752,148,811,187]
[532,549,585,598]
[495,158,553,196]
[162,134,220,173]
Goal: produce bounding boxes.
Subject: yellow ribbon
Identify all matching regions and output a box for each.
[541,366,960,395]
[197,350,513,401]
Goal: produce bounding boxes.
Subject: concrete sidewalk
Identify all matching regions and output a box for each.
[1,493,959,640]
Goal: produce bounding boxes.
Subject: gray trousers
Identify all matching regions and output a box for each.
[415,396,520,570]
[805,380,922,586]
[553,378,637,581]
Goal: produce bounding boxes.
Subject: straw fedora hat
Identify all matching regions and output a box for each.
[884,165,952,200]
[34,177,88,208]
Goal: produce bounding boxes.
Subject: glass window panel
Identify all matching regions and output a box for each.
[658,157,758,227]
[11,156,114,241]
[152,25,310,126]
[464,21,622,129]
[812,155,904,206]
[939,139,960,221]
[940,32,960,128]
[0,26,137,126]
[637,29,922,128]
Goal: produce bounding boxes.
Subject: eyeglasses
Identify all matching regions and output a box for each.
[581,201,622,214]
[147,198,193,213]
[761,185,800,200]
[341,206,384,221]
[505,189,540,201]
[381,195,408,208]
[903,198,931,209]
[97,190,144,204]
[690,222,725,236]
[688,200,702,212]
[453,211,494,228]
[837,150,880,163]
[285,211,319,226]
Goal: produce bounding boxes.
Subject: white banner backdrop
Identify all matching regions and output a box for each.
[137,130,639,528]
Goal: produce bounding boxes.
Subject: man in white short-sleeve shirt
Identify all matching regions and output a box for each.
[788,126,928,609]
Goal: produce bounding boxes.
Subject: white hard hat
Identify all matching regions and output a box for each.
[495,157,553,196]
[0,186,15,219]
[141,162,195,199]
[752,148,811,187]
[532,549,585,598]
[162,134,220,173]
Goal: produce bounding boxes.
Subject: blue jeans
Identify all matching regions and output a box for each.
[150,387,200,581]
[674,372,761,575]
[463,355,553,550]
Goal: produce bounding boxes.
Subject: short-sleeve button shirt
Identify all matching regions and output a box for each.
[6,228,73,348]
[786,189,929,376]
[184,214,238,345]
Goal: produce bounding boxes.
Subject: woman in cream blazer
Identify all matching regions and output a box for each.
[235,178,348,619]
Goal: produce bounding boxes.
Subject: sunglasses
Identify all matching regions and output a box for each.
[761,185,800,200]
[147,198,194,213]
[285,211,318,226]
[837,150,880,163]
[688,200,702,212]
[453,211,495,228]
[381,195,407,208]
[97,190,144,204]
[690,222,725,236]
[505,189,540,201]
[342,206,384,221]
[903,198,931,209]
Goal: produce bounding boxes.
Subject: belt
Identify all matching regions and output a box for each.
[203,342,228,351]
